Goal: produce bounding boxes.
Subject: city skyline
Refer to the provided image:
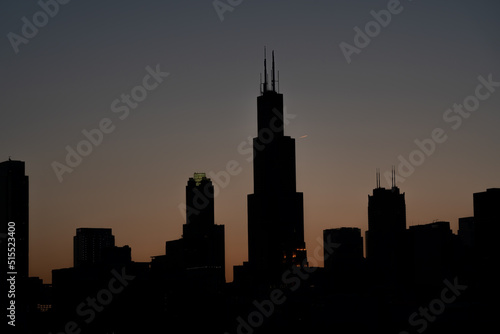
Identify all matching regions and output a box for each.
[4,156,492,333]
[1,0,499,286]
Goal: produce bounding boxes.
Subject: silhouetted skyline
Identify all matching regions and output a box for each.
[3,47,498,332]
[1,2,500,332]
[2,1,499,285]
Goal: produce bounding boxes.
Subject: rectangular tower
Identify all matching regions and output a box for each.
[0,160,29,278]
[473,188,500,262]
[365,170,407,283]
[182,173,225,279]
[1,159,29,332]
[73,228,115,267]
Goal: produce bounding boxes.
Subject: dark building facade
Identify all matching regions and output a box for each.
[323,228,365,290]
[73,228,115,267]
[183,173,224,278]
[323,227,363,271]
[458,216,475,250]
[247,51,307,281]
[408,221,456,287]
[365,170,407,284]
[473,188,500,262]
[1,159,29,332]
[1,160,29,278]
[163,173,225,286]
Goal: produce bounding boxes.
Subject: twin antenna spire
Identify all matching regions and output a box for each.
[261,47,279,94]
[376,166,397,189]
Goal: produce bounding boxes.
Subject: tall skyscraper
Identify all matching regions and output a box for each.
[1,159,29,332]
[247,51,307,280]
[182,173,225,277]
[365,169,407,282]
[1,159,29,278]
[162,173,225,286]
[73,228,115,267]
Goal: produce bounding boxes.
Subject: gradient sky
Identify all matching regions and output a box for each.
[1,0,499,283]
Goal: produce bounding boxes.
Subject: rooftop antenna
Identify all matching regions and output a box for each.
[391,165,396,188]
[259,73,262,94]
[263,46,269,93]
[272,50,276,92]
[376,168,380,188]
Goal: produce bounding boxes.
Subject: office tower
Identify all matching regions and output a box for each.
[408,221,455,286]
[323,227,363,271]
[163,173,225,284]
[1,159,29,332]
[1,159,29,278]
[183,173,225,278]
[473,188,500,261]
[247,50,307,280]
[73,228,115,267]
[323,227,364,291]
[365,169,406,281]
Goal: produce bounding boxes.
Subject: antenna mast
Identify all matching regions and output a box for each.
[272,50,276,92]
[376,168,380,188]
[263,46,268,93]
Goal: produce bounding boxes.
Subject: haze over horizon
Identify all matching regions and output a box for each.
[1,0,499,284]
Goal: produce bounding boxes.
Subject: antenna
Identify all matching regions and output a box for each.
[391,166,396,188]
[263,46,268,92]
[272,50,276,92]
[259,73,262,94]
[376,168,380,188]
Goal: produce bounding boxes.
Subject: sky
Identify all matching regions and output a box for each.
[1,0,499,284]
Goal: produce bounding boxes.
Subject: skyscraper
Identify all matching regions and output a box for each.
[0,159,29,278]
[162,173,225,286]
[73,228,115,267]
[247,50,307,280]
[1,159,29,332]
[365,169,407,282]
[182,173,225,278]
[473,188,500,262]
